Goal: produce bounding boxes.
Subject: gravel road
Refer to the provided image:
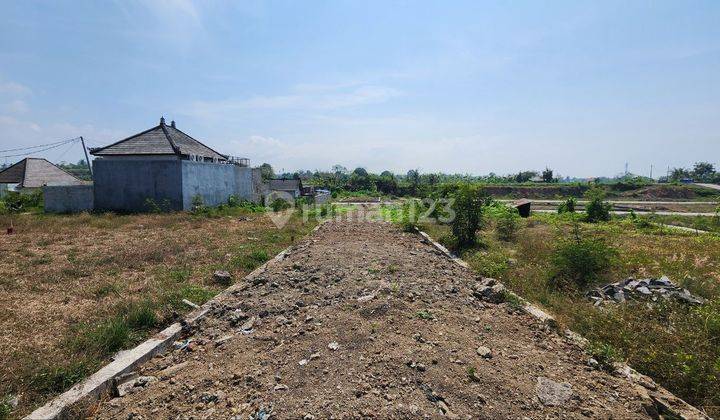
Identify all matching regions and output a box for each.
[90,221,664,419]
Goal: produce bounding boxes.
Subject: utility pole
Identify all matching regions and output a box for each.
[80,136,93,179]
[650,164,653,180]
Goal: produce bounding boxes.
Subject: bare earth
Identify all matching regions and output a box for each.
[90,221,656,419]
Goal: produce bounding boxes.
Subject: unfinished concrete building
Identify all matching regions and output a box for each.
[89,118,262,212]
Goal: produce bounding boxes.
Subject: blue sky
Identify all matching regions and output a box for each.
[0,0,718,177]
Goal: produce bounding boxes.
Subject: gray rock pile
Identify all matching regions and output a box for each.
[586,276,705,305]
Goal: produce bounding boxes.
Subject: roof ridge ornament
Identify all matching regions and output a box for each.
[160,116,166,126]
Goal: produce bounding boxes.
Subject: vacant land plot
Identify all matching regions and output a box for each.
[88,220,672,419]
[421,214,720,416]
[0,210,316,417]
[484,184,720,201]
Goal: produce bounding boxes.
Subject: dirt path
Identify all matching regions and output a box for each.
[89,221,658,419]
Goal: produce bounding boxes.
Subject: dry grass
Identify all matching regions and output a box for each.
[420,213,720,416]
[0,210,316,417]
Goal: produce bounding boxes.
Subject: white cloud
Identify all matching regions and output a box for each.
[0,81,31,96]
[3,99,29,114]
[182,84,401,121]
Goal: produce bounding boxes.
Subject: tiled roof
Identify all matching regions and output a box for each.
[269,179,302,191]
[0,158,88,188]
[90,118,226,160]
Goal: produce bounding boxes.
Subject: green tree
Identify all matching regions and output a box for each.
[692,162,716,182]
[542,167,554,183]
[258,163,274,180]
[585,188,612,222]
[451,183,485,250]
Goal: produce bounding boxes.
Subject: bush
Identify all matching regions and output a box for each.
[270,198,291,212]
[585,188,611,223]
[495,206,520,241]
[451,184,484,250]
[398,200,423,232]
[190,195,206,214]
[558,197,576,214]
[2,190,43,213]
[550,227,616,289]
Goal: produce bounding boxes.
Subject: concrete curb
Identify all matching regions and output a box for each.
[25,221,326,420]
[416,228,711,420]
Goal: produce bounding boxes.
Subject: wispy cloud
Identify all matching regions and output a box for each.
[0,81,31,96]
[2,99,29,114]
[182,84,401,121]
[115,0,205,50]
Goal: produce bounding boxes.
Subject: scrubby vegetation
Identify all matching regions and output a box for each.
[419,210,720,416]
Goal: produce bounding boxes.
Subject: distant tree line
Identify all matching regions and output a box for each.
[58,159,92,180]
[662,162,719,183]
[256,164,570,197]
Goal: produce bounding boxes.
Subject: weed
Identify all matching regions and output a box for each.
[502,291,524,311]
[231,249,270,270]
[93,283,120,298]
[495,206,520,241]
[416,310,434,320]
[168,267,191,282]
[124,301,157,330]
[558,197,576,214]
[270,198,291,212]
[191,195,206,214]
[587,341,622,371]
[30,255,53,266]
[0,398,11,420]
[30,362,90,394]
[164,284,216,310]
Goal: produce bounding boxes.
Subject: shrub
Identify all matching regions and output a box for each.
[451,184,484,250]
[144,198,172,213]
[585,188,611,223]
[190,195,206,214]
[227,195,240,207]
[550,227,616,289]
[558,197,576,214]
[495,206,520,241]
[270,198,291,212]
[398,200,423,232]
[2,190,43,213]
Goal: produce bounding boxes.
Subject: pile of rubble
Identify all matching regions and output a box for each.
[586,276,706,305]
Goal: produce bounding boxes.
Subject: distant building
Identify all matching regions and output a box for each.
[0,158,88,191]
[269,178,302,199]
[89,117,260,212]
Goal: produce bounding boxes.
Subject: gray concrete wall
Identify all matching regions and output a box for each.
[180,160,238,209]
[44,184,94,213]
[93,159,262,212]
[93,159,183,212]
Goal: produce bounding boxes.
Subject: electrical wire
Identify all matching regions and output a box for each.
[0,138,80,159]
[0,137,79,153]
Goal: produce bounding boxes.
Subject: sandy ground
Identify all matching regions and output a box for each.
[90,221,657,419]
